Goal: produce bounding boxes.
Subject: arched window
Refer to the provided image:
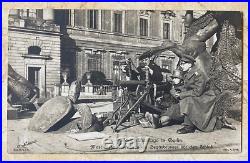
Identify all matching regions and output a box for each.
[28,46,41,55]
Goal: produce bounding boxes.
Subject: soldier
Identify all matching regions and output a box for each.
[120,59,140,92]
[172,54,218,134]
[160,69,184,126]
[169,69,184,97]
[137,58,164,84]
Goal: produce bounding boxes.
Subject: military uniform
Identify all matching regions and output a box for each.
[161,70,184,123]
[160,86,183,125]
[179,65,217,132]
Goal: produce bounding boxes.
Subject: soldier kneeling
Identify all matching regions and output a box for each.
[160,69,185,126]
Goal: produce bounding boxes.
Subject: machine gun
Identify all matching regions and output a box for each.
[104,56,172,132]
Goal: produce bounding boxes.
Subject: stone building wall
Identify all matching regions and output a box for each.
[8,11,61,98]
[59,9,185,82]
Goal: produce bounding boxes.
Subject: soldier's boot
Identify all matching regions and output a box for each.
[145,112,160,129]
[160,116,171,126]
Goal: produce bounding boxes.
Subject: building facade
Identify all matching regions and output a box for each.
[8,9,61,98]
[56,10,190,82]
[8,9,215,97]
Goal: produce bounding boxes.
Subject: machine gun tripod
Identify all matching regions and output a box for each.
[104,82,164,132]
[103,54,172,132]
[104,78,171,132]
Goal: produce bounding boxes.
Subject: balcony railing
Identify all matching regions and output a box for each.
[53,83,113,100]
[80,84,113,95]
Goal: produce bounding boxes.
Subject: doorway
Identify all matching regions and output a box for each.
[28,67,41,97]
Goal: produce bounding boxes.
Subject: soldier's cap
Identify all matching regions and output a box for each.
[180,54,196,63]
[170,69,183,79]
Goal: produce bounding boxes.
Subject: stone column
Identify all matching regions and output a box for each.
[43,9,54,23]
[70,9,75,26]
[98,10,102,30]
[105,51,111,80]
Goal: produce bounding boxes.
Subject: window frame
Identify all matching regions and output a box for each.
[161,58,172,72]
[88,10,99,29]
[86,49,103,72]
[110,51,126,80]
[160,13,173,40]
[19,9,37,18]
[36,9,43,19]
[28,46,41,55]
[139,18,149,37]
[138,11,151,37]
[113,11,123,33]
[163,22,170,39]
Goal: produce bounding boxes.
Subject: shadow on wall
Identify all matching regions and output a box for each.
[54,9,80,84]
[60,34,80,84]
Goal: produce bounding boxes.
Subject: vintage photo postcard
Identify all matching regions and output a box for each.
[2,2,248,161]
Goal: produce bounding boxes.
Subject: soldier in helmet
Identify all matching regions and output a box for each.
[160,69,184,126]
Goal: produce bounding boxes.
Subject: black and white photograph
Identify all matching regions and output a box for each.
[3,2,247,160]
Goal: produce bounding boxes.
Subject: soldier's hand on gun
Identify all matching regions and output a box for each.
[170,88,180,100]
[145,66,153,74]
[175,93,180,98]
[156,97,162,103]
[170,88,176,96]
[173,93,180,100]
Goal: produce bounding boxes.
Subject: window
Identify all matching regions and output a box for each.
[19,9,37,18]
[18,9,42,19]
[114,11,122,33]
[19,9,27,17]
[140,18,148,36]
[28,46,41,55]
[88,58,102,71]
[68,10,74,26]
[111,52,125,79]
[36,9,43,19]
[28,9,37,18]
[163,22,170,39]
[162,59,172,72]
[87,50,102,72]
[88,10,98,29]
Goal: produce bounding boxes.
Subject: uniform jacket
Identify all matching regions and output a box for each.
[179,66,217,132]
